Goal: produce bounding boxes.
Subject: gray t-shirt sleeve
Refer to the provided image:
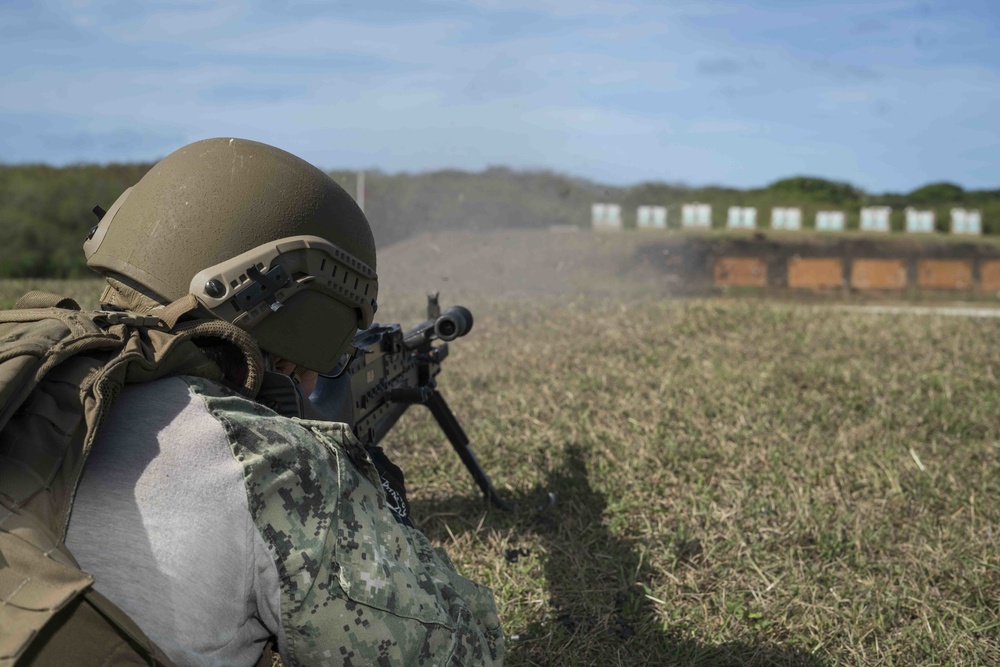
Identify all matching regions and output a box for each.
[65,377,287,667]
[251,513,290,662]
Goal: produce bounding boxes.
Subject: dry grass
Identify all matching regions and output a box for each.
[3,278,996,665]
[0,278,104,310]
[382,297,999,666]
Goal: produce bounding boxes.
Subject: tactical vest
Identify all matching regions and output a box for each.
[0,291,266,667]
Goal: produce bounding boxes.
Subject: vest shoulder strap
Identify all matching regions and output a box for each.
[0,293,264,666]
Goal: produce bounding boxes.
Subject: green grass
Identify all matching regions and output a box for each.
[4,279,995,665]
[384,298,999,666]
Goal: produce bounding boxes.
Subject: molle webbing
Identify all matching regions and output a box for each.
[0,295,265,666]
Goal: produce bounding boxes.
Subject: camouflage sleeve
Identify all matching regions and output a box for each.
[183,377,504,666]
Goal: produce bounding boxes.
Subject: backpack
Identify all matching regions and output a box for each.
[0,291,265,667]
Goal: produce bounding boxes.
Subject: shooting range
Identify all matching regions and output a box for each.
[850,259,907,290]
[815,211,845,232]
[905,208,935,233]
[787,258,844,289]
[917,259,973,289]
[726,206,757,229]
[771,207,802,230]
[4,1,1000,663]
[636,205,667,229]
[860,206,891,232]
[950,208,982,235]
[982,261,1000,291]
[591,203,622,231]
[681,203,712,228]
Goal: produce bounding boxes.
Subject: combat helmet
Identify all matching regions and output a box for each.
[84,137,377,372]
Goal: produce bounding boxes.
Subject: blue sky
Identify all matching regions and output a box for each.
[1,0,998,192]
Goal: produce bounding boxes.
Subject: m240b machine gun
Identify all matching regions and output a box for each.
[309,295,511,511]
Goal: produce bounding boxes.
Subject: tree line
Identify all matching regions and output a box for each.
[1,162,997,278]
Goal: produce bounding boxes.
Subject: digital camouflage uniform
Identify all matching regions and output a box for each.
[184,376,504,666]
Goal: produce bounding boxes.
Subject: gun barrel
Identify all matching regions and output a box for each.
[434,306,473,341]
[403,305,474,348]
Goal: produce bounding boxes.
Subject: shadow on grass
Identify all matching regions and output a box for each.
[410,444,828,667]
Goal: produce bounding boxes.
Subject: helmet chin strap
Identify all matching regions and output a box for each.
[158,294,203,329]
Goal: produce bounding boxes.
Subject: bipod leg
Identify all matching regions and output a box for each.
[425,390,514,511]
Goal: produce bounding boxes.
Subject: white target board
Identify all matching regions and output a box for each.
[727,206,757,229]
[905,208,934,233]
[681,203,712,228]
[860,206,891,232]
[771,207,802,230]
[816,211,845,232]
[637,205,667,229]
[591,203,623,231]
[950,208,982,235]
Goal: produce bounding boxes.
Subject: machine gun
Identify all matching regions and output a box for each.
[309,295,512,511]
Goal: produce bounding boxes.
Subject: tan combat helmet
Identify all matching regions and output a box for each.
[84,137,377,373]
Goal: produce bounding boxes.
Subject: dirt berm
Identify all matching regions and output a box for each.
[377,229,1000,303]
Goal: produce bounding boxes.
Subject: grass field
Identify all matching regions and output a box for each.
[382,297,998,666]
[3,279,997,665]
[0,278,105,310]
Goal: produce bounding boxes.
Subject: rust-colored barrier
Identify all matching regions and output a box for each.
[917,260,973,290]
[714,257,767,287]
[788,257,844,289]
[981,261,1000,292]
[850,259,907,290]
[711,254,995,293]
